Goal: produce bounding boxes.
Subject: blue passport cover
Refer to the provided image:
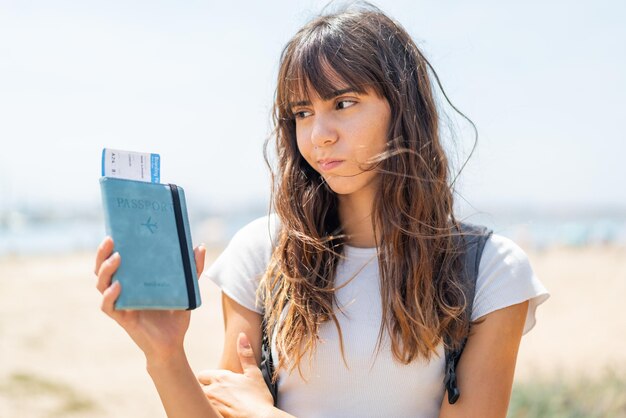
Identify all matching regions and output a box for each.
[99,177,201,310]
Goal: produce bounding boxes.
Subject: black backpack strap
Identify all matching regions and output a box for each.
[260,311,279,406]
[443,222,492,404]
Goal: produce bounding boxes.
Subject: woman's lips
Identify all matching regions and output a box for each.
[318,159,344,171]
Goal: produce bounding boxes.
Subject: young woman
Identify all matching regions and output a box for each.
[95,3,548,417]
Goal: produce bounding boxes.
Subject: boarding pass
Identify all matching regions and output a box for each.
[101,148,160,183]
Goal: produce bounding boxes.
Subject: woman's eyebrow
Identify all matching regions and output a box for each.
[289,99,311,108]
[289,88,360,108]
[321,87,360,100]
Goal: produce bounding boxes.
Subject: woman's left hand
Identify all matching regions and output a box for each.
[197,332,275,418]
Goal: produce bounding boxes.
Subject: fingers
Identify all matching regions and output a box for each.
[96,252,121,294]
[94,237,114,276]
[197,369,230,385]
[194,244,206,278]
[100,280,121,317]
[237,332,261,378]
[197,370,236,415]
[95,236,122,318]
[204,389,234,416]
[197,370,217,385]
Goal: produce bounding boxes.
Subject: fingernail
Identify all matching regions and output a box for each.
[239,332,251,349]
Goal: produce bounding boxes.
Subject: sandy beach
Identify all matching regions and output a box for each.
[1,245,625,417]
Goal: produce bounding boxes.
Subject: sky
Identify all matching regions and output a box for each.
[1,0,624,215]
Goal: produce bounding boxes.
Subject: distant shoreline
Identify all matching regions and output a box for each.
[1,211,625,257]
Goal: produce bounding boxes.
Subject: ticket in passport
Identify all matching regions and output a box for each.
[101,148,160,183]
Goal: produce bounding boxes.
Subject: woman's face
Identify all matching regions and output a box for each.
[292,82,391,199]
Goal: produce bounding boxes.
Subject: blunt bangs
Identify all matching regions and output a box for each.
[281,16,386,109]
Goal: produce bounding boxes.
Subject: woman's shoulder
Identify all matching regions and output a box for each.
[473,232,550,333]
[228,213,281,254]
[481,233,529,266]
[458,224,532,279]
[202,214,281,313]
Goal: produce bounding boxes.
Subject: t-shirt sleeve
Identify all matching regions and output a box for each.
[471,233,549,334]
[201,215,279,314]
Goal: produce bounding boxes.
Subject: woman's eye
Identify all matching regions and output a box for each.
[292,110,312,119]
[336,100,356,110]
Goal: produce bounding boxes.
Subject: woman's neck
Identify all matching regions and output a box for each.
[337,190,378,248]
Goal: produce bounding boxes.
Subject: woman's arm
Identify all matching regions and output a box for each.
[438,300,529,418]
[218,293,264,371]
[198,331,295,418]
[95,237,220,418]
[146,350,219,417]
[197,294,296,417]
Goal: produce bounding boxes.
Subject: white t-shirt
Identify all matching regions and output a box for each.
[204,214,549,418]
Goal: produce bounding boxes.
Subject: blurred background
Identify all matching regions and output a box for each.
[1,0,624,416]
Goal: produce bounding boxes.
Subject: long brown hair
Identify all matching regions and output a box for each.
[261,3,474,379]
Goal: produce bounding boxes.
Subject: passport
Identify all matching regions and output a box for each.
[99,177,201,310]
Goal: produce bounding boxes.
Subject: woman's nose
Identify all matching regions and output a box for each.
[310,114,338,148]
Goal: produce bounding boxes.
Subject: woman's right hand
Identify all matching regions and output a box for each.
[94,236,206,364]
